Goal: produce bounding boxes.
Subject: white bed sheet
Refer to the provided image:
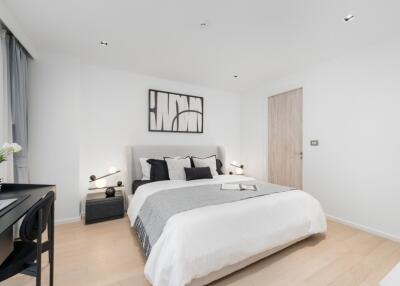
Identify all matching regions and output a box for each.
[127,175,326,286]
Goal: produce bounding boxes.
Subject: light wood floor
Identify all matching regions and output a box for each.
[2,217,399,286]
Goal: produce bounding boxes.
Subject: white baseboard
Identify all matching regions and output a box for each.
[326,214,400,243]
[55,216,81,225]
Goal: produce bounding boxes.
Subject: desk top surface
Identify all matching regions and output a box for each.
[0,184,55,234]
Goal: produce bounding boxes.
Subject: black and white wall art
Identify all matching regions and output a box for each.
[148,89,204,133]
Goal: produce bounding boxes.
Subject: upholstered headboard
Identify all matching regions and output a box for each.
[126,145,225,192]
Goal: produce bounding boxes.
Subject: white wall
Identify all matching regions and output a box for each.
[240,38,400,241]
[29,53,242,222]
[79,65,241,200]
[29,53,81,223]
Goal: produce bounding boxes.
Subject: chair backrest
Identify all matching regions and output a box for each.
[19,192,54,242]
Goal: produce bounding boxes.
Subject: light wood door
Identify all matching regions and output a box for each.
[268,88,303,189]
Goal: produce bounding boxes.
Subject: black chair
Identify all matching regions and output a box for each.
[0,191,55,286]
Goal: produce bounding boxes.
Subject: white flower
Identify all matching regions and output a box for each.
[11,143,22,153]
[0,142,22,155]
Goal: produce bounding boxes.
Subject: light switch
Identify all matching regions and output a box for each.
[310,140,319,146]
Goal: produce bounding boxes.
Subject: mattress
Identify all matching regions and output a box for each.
[128,175,326,286]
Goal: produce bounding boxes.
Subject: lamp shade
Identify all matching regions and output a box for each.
[95,178,107,188]
[236,168,244,175]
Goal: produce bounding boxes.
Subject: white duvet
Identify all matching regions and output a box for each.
[127,175,326,286]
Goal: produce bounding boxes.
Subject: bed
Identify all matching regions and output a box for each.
[126,145,326,286]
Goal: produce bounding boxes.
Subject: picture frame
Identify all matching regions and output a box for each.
[148,89,204,133]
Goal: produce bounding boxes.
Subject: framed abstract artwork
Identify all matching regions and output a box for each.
[148,89,204,133]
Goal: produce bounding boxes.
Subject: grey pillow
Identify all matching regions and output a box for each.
[192,155,218,177]
[164,157,192,180]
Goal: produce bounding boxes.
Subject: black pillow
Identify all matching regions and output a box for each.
[184,167,213,181]
[147,159,169,181]
[216,159,224,175]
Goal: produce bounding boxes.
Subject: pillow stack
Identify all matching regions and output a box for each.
[139,155,224,181]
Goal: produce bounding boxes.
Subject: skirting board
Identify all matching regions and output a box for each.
[55,216,81,225]
[326,214,400,243]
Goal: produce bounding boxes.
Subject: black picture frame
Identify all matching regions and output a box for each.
[148,89,204,133]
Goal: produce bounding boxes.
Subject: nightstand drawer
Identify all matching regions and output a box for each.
[85,192,124,224]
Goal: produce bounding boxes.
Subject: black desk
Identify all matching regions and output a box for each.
[0,184,56,265]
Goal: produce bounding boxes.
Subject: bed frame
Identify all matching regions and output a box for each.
[189,235,309,286]
[126,145,310,285]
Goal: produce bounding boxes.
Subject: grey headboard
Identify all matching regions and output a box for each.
[126,145,225,192]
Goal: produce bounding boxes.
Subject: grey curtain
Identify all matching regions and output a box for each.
[0,29,14,182]
[9,36,29,183]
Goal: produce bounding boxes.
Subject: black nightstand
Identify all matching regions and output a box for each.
[85,190,124,224]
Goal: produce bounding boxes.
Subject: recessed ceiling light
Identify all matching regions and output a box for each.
[234,75,239,78]
[200,22,207,28]
[100,40,108,46]
[344,14,355,22]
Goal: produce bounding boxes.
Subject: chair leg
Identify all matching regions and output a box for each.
[36,209,43,286]
[49,203,54,286]
[48,220,51,264]
[49,244,54,286]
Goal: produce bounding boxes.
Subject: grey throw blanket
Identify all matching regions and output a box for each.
[134,180,294,257]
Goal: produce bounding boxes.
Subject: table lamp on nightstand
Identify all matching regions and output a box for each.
[230,161,244,175]
[88,167,124,197]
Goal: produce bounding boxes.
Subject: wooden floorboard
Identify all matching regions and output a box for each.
[1,218,399,286]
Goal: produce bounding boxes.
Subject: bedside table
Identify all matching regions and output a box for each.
[85,190,124,224]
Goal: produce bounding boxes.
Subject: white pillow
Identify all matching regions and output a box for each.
[139,158,151,180]
[164,157,191,180]
[192,155,218,177]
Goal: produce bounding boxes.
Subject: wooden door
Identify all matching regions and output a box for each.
[268,88,303,189]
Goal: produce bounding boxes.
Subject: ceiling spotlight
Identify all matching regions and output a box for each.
[100,40,108,46]
[234,75,239,78]
[344,14,355,22]
[200,22,207,28]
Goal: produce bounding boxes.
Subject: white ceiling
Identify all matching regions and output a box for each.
[3,0,400,92]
